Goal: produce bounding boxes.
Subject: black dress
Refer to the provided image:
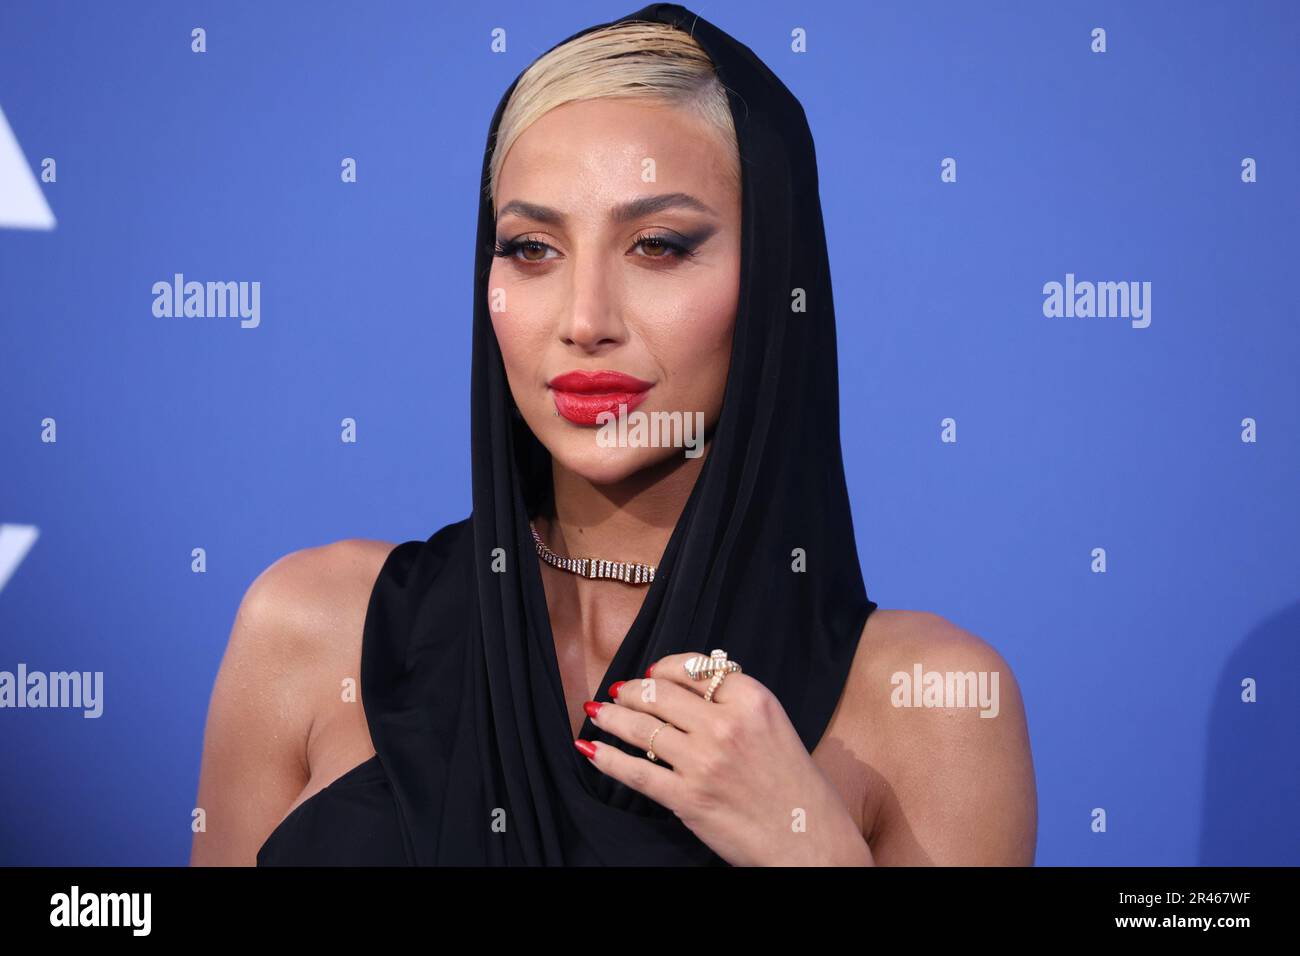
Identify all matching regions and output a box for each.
[255,755,406,865]
[257,0,880,866]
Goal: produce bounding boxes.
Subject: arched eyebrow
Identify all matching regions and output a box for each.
[496,192,718,225]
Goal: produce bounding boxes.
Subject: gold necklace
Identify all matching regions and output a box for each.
[529,521,657,585]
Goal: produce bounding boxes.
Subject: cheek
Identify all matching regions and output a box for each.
[487,266,545,384]
[644,266,738,406]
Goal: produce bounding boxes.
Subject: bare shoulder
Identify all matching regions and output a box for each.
[234,537,400,759]
[848,609,1038,865]
[240,538,399,654]
[854,609,1015,689]
[189,538,398,865]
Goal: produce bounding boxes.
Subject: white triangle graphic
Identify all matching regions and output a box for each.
[0,104,56,230]
[0,525,40,594]
[0,528,39,595]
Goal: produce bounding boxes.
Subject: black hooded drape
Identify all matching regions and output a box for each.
[359,1,877,866]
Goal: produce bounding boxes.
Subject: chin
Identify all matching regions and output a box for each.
[545,438,683,487]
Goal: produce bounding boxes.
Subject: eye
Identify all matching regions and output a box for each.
[493,237,558,262]
[630,233,693,260]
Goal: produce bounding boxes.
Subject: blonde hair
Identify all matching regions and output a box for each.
[488,20,740,211]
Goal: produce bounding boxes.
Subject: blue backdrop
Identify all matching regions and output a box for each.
[1,0,1296,866]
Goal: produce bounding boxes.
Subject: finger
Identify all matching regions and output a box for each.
[642,651,703,688]
[588,699,689,769]
[576,738,682,811]
[609,675,712,733]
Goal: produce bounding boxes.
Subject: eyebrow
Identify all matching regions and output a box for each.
[495,192,718,226]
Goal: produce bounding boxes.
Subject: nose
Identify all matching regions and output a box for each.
[555,244,626,353]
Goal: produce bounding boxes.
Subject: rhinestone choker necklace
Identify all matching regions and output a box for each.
[529,521,656,585]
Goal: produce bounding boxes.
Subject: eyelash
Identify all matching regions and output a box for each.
[492,232,699,264]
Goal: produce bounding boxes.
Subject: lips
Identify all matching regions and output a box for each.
[547,369,653,427]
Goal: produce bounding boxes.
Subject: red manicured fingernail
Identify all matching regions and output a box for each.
[645,663,655,678]
[583,700,602,719]
[608,680,626,698]
[574,739,597,759]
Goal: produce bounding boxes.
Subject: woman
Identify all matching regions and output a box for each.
[191,2,1036,866]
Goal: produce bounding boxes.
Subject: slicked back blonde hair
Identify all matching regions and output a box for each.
[488,19,740,212]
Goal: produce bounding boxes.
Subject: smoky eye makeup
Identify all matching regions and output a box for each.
[661,225,719,253]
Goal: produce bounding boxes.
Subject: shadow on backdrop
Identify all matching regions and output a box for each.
[1198,598,1300,864]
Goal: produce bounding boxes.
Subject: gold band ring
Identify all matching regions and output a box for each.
[646,721,668,762]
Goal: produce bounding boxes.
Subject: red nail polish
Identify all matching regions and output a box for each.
[608,680,625,698]
[574,739,597,759]
[583,700,602,719]
[645,663,655,678]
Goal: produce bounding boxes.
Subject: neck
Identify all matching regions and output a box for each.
[538,442,708,565]
[532,443,709,686]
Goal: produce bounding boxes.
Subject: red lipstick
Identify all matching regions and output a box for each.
[548,369,653,426]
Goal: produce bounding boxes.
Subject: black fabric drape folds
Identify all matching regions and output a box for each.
[362,1,877,865]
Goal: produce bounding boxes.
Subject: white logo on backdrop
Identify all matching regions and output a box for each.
[0,105,55,230]
[0,525,40,593]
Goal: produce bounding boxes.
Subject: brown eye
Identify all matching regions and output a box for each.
[632,234,691,260]
[520,241,548,261]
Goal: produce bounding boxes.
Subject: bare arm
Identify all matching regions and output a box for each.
[188,552,318,866]
[865,612,1038,865]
